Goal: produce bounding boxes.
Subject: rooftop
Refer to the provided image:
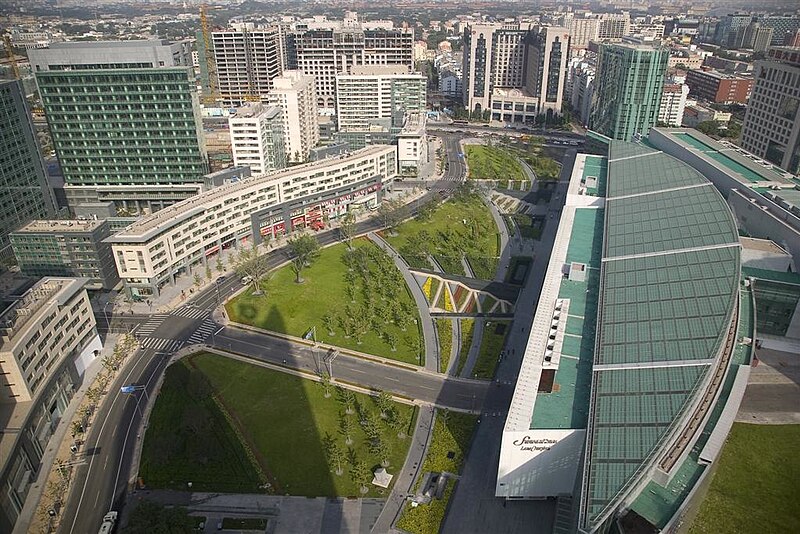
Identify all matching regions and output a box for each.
[15,218,105,234]
[687,68,752,80]
[229,103,282,120]
[348,65,416,76]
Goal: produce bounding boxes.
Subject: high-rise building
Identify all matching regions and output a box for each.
[570,61,596,125]
[0,79,56,258]
[29,41,208,215]
[229,104,287,175]
[268,71,320,162]
[597,13,631,40]
[743,22,774,53]
[741,47,800,174]
[658,83,689,126]
[335,66,426,131]
[0,277,101,531]
[210,24,286,106]
[524,26,570,115]
[10,219,120,290]
[590,43,669,140]
[287,12,414,113]
[760,16,800,46]
[568,17,600,50]
[685,69,754,104]
[714,13,753,46]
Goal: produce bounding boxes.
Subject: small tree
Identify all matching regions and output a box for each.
[390,409,410,440]
[339,412,355,446]
[193,273,201,287]
[350,460,371,494]
[323,313,336,336]
[324,434,345,476]
[340,388,356,415]
[339,211,357,250]
[233,243,271,296]
[384,331,398,352]
[375,390,393,419]
[320,372,333,398]
[215,255,224,273]
[288,234,320,283]
[375,438,392,467]
[352,312,369,345]
[205,265,212,280]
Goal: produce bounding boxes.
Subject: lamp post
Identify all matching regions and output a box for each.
[103,301,112,332]
[211,326,224,347]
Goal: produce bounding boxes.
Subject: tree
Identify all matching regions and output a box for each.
[352,311,370,344]
[323,433,345,476]
[339,211,357,250]
[339,412,355,446]
[323,313,336,336]
[233,243,271,295]
[215,254,224,273]
[205,264,212,280]
[350,460,372,494]
[287,234,320,283]
[696,120,720,137]
[405,335,424,364]
[390,409,410,440]
[374,198,406,235]
[372,437,391,467]
[375,390,394,419]
[320,372,333,398]
[384,331,398,352]
[193,273,201,287]
[340,388,356,415]
[124,499,192,534]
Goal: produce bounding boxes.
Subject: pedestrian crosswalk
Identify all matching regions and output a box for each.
[171,306,210,320]
[137,314,168,336]
[187,319,219,345]
[139,337,184,352]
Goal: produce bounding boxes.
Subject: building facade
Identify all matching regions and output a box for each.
[229,104,287,175]
[568,17,600,50]
[0,278,101,531]
[590,43,669,140]
[211,24,286,106]
[741,47,800,175]
[524,26,570,116]
[268,71,320,162]
[107,145,397,297]
[10,219,119,290]
[658,83,689,126]
[29,41,208,215]
[287,12,414,113]
[335,66,426,131]
[685,69,753,104]
[0,80,56,258]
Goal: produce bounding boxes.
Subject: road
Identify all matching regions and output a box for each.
[58,132,473,533]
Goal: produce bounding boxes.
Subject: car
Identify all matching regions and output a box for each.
[241,275,253,285]
[99,511,118,534]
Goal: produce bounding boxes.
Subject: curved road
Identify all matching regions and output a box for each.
[56,134,471,534]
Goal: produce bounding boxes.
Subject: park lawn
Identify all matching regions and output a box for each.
[472,321,510,380]
[385,194,499,280]
[138,359,263,492]
[456,319,475,376]
[464,145,526,182]
[226,239,422,364]
[397,411,478,534]
[436,319,453,373]
[689,423,800,534]
[142,353,418,498]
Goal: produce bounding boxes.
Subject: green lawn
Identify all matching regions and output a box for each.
[226,239,423,364]
[385,193,499,280]
[456,319,475,376]
[690,423,800,534]
[436,319,453,373]
[464,145,526,182]
[140,353,418,497]
[472,321,510,380]
[396,411,478,534]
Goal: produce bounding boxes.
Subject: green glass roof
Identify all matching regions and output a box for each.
[582,141,741,530]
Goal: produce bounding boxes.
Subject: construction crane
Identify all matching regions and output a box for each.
[3,35,20,80]
[200,4,219,105]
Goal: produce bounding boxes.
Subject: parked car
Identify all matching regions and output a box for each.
[98,511,118,534]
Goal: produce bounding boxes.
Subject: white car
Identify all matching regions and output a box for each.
[99,511,118,534]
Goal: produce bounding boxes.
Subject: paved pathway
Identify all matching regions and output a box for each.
[367,232,439,373]
[372,406,436,533]
[459,318,485,379]
[448,318,461,376]
[483,196,511,284]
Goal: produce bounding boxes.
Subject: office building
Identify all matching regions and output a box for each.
[743,22,774,53]
[741,47,800,175]
[229,104,287,175]
[267,71,320,163]
[335,66,426,131]
[597,12,631,40]
[568,17,600,50]
[685,69,753,104]
[658,83,689,126]
[760,16,800,46]
[570,61,595,126]
[29,41,208,215]
[396,112,428,176]
[108,146,397,297]
[681,104,731,128]
[497,138,752,534]
[210,24,286,106]
[287,12,414,113]
[590,43,669,140]
[0,278,101,531]
[714,13,753,46]
[0,79,56,258]
[523,26,570,116]
[10,219,119,291]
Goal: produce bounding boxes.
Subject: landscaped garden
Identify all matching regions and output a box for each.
[472,321,510,380]
[464,145,526,182]
[456,319,476,376]
[139,353,418,497]
[396,411,478,534]
[689,423,800,534]
[436,318,453,373]
[226,239,424,364]
[385,190,500,280]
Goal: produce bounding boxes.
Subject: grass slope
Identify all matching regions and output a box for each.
[226,239,422,364]
[690,423,800,534]
[464,145,526,182]
[472,321,510,380]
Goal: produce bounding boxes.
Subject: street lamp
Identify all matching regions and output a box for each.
[324,350,340,381]
[211,326,224,346]
[103,301,112,332]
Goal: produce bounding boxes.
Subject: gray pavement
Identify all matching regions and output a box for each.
[483,197,511,284]
[459,318,485,379]
[737,341,800,424]
[367,232,438,373]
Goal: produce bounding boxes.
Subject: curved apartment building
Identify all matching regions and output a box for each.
[498,138,754,534]
[107,145,396,297]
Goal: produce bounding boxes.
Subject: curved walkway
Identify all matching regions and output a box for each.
[367,232,439,374]
[483,196,512,283]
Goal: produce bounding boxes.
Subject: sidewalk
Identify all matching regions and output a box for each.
[372,405,436,533]
[368,232,439,373]
[483,196,511,284]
